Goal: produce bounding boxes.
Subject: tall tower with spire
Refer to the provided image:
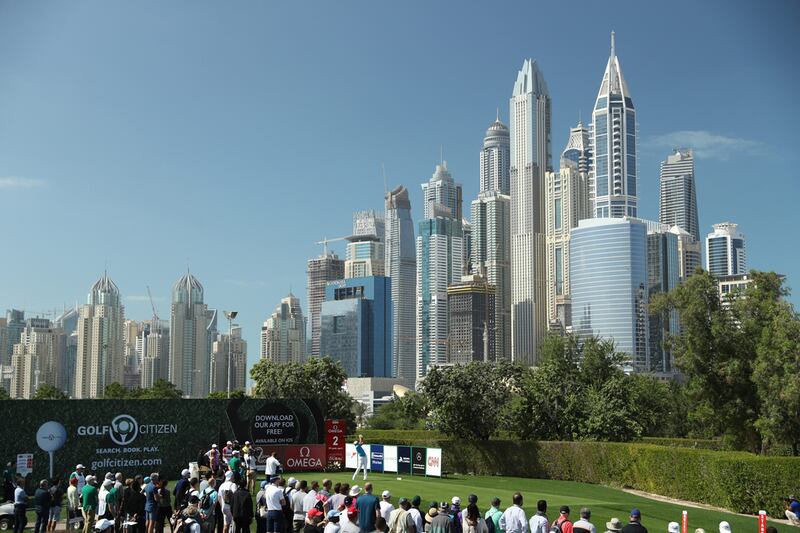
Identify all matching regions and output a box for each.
[591,32,637,218]
[480,110,511,195]
[509,58,551,365]
[169,271,210,398]
[74,272,125,398]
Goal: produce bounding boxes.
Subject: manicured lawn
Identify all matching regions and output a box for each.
[275,471,790,533]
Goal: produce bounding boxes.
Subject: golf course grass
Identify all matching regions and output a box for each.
[282,471,791,532]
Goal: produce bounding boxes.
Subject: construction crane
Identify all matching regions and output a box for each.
[315,236,348,256]
[146,286,161,334]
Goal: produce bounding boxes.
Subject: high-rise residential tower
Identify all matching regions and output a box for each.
[672,226,702,281]
[210,326,247,393]
[570,218,649,368]
[384,185,416,383]
[169,272,210,398]
[74,273,125,398]
[417,162,463,379]
[545,124,592,330]
[260,293,306,364]
[705,222,746,277]
[659,149,699,241]
[345,211,385,278]
[307,252,345,357]
[591,32,637,218]
[10,318,67,399]
[509,58,551,364]
[472,114,512,359]
[447,274,496,364]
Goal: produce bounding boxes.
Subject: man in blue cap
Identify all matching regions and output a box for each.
[620,509,647,533]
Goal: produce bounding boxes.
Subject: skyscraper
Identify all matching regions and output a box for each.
[447,274,496,364]
[168,272,210,398]
[646,223,680,374]
[509,58,551,364]
[591,32,637,218]
[384,186,416,383]
[417,162,463,379]
[480,111,511,195]
[705,222,747,276]
[671,226,702,282]
[1,309,25,367]
[139,320,169,388]
[74,273,125,398]
[123,320,143,389]
[570,218,649,368]
[54,307,79,395]
[260,293,306,364]
[659,149,699,241]
[471,191,510,359]
[210,326,247,393]
[320,276,392,378]
[472,114,512,359]
[345,210,385,278]
[10,318,66,399]
[545,124,592,330]
[307,252,345,357]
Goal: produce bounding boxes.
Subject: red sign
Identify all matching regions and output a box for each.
[326,419,346,465]
[681,511,687,533]
[758,511,767,533]
[281,444,327,471]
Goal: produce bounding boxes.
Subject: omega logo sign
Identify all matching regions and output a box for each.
[285,446,323,469]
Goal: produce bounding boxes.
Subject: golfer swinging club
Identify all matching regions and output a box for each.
[352,434,368,481]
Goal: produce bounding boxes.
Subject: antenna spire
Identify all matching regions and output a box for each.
[611,31,616,58]
[496,107,500,122]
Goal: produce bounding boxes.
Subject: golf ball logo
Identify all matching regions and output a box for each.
[109,414,138,445]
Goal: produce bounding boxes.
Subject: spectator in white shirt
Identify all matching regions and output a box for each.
[379,491,395,523]
[529,500,549,533]
[303,482,320,513]
[265,477,286,533]
[217,471,238,533]
[573,508,596,533]
[265,452,281,477]
[499,493,528,533]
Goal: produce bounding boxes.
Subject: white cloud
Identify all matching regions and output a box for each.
[642,131,762,160]
[126,295,167,302]
[0,176,44,189]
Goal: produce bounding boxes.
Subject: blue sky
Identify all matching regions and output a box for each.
[1,0,798,373]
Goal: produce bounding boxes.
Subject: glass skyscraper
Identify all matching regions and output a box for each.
[705,222,746,276]
[646,224,680,374]
[385,186,416,383]
[570,218,648,366]
[659,149,699,241]
[319,276,392,378]
[591,32,637,218]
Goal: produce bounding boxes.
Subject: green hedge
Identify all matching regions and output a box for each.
[641,437,723,450]
[350,433,800,517]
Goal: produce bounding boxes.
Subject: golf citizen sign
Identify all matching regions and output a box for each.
[0,398,324,481]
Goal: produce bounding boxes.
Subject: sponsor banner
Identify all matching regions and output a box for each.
[397,446,411,474]
[279,444,326,471]
[425,448,442,477]
[16,454,33,476]
[345,443,356,469]
[411,447,426,476]
[370,444,384,472]
[325,419,346,465]
[0,399,324,482]
[383,445,398,473]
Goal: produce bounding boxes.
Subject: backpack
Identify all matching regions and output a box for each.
[550,520,565,533]
[200,489,214,512]
[449,512,463,533]
[486,516,495,533]
[223,487,233,505]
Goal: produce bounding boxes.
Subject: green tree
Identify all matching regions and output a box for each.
[250,357,357,430]
[579,337,626,389]
[0,387,9,400]
[419,361,522,440]
[753,302,800,455]
[103,382,131,399]
[32,384,68,400]
[138,379,183,399]
[207,390,248,399]
[581,375,642,441]
[369,391,427,430]
[509,335,584,440]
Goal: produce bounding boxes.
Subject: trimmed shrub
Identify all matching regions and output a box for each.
[350,432,800,516]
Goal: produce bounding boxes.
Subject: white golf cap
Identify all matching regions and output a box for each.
[719,522,731,533]
[287,477,298,486]
[212,444,218,448]
[181,469,191,477]
[451,496,460,505]
[76,464,85,469]
[225,471,233,479]
[382,490,391,498]
[668,523,680,533]
[245,441,251,445]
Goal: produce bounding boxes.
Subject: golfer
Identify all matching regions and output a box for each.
[352,435,368,481]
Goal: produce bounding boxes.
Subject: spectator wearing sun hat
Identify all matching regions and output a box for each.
[604,519,623,533]
[667,523,680,533]
[620,509,647,533]
[718,522,731,533]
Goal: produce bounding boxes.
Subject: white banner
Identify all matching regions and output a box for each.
[346,443,371,469]
[425,448,442,477]
[383,445,398,473]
